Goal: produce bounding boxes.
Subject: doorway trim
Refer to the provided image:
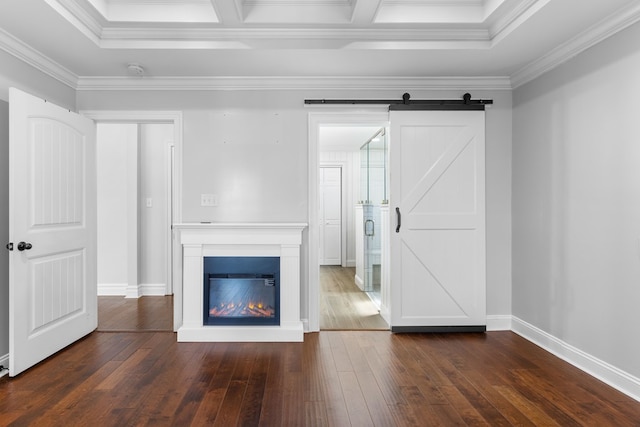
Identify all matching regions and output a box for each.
[80,110,183,330]
[308,110,389,332]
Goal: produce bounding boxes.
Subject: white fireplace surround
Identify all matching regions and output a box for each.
[174,223,307,342]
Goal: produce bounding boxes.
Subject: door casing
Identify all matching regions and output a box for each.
[82,110,184,331]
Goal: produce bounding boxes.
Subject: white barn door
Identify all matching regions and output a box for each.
[319,167,342,265]
[389,110,485,331]
[8,88,97,376]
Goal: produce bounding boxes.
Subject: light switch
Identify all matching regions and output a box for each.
[201,194,218,207]
[146,198,153,208]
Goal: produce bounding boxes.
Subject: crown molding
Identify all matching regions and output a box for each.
[44,0,103,45]
[511,1,640,88]
[75,75,512,91]
[0,28,78,88]
[489,0,550,45]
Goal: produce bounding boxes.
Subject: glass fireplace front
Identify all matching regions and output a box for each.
[203,257,280,326]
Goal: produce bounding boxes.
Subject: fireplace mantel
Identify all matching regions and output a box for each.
[174,222,307,342]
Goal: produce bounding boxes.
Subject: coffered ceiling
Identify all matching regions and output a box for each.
[1,0,639,90]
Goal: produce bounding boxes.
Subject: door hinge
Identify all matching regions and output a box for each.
[6,242,13,251]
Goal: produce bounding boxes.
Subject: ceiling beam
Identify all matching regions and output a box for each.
[210,0,242,25]
[350,0,383,25]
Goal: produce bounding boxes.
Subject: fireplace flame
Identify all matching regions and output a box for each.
[210,301,275,317]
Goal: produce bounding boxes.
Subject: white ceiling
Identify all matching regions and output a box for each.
[0,0,639,90]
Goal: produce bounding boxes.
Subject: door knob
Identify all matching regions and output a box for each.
[5,243,13,251]
[17,242,32,251]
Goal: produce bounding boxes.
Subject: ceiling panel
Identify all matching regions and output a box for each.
[87,0,219,23]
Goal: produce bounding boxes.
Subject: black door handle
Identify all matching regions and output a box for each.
[395,207,401,233]
[5,243,13,251]
[17,242,32,251]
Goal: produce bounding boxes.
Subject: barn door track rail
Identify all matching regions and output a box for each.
[304,92,493,111]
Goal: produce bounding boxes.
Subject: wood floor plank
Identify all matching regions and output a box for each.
[355,370,399,426]
[506,368,584,426]
[302,333,325,403]
[327,331,354,372]
[494,385,564,426]
[339,371,375,426]
[398,384,466,426]
[313,335,352,425]
[258,343,286,426]
[188,343,236,425]
[305,401,329,427]
[237,365,268,425]
[212,379,247,427]
[458,369,538,427]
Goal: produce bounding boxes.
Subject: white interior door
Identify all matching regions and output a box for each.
[319,167,342,265]
[9,88,97,376]
[389,110,485,330]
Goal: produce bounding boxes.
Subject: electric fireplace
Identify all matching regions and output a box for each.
[203,256,280,326]
[175,222,306,342]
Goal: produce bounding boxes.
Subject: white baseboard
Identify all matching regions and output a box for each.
[0,353,9,377]
[302,318,310,333]
[139,283,167,296]
[486,314,512,331]
[354,274,364,291]
[99,282,167,298]
[346,259,356,268]
[125,284,141,299]
[97,283,127,296]
[512,316,640,402]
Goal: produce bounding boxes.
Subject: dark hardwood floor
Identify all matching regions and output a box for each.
[1,328,638,426]
[98,296,173,332]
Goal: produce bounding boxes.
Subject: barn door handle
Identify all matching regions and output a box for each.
[395,207,401,233]
[17,242,32,251]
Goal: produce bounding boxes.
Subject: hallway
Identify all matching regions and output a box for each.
[320,266,388,330]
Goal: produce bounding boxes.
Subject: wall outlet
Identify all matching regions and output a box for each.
[201,194,218,207]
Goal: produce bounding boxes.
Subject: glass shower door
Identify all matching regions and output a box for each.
[360,129,387,306]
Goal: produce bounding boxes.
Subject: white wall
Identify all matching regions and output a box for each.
[0,100,9,362]
[180,109,307,222]
[77,88,512,325]
[96,124,138,295]
[139,123,172,293]
[513,21,640,379]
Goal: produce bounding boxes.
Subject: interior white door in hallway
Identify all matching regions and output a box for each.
[8,88,97,376]
[319,167,342,265]
[389,109,486,331]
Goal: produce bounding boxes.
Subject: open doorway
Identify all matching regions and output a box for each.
[317,124,389,330]
[95,122,175,332]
